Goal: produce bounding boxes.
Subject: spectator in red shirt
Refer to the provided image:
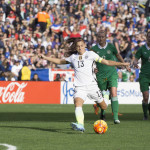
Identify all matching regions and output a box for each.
[70,27,81,38]
[6,11,16,24]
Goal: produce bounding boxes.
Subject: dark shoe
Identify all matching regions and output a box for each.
[143,115,148,120]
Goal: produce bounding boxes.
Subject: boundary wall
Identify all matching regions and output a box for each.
[0,81,148,104]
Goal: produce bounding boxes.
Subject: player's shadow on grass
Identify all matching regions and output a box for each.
[0,125,59,132]
[0,112,147,122]
[0,125,83,134]
[93,113,149,121]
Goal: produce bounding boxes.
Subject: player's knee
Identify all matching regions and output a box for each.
[101,104,107,110]
[74,98,84,107]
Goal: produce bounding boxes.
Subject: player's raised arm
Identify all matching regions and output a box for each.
[96,57,130,67]
[38,54,68,64]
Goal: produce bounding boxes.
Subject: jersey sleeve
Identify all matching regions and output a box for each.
[135,47,142,59]
[90,51,103,63]
[64,55,72,63]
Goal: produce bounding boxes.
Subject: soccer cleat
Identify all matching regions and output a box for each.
[71,122,85,132]
[114,120,120,124]
[93,104,99,115]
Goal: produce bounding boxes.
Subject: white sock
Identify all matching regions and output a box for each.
[75,107,84,125]
[104,98,109,107]
[102,90,109,106]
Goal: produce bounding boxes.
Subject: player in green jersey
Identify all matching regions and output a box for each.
[134,31,150,120]
[91,29,130,124]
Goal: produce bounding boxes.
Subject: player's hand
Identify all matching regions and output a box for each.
[123,63,130,67]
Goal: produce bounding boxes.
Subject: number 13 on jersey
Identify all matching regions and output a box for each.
[78,61,84,68]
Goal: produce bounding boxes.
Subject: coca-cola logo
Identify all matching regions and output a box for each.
[0,82,27,103]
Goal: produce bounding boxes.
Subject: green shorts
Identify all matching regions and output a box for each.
[139,75,150,92]
[97,75,118,91]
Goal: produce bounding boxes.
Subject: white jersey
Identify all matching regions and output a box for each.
[65,51,102,87]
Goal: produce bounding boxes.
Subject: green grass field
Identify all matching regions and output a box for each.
[0,104,149,150]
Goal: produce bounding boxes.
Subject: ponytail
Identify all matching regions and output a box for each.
[64,38,85,57]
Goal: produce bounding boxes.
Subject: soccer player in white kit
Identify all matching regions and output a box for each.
[39,38,129,132]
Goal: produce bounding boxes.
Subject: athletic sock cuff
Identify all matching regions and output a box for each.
[75,107,82,111]
[111,97,118,101]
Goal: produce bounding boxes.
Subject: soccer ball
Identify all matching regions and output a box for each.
[93,120,108,134]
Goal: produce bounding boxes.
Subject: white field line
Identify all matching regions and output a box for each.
[0,144,17,150]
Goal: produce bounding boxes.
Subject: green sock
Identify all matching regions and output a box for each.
[111,97,119,120]
[142,102,148,117]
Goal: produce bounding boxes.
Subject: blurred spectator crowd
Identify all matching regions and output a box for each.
[0,0,149,81]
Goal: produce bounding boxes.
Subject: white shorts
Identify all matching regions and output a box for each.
[74,84,104,103]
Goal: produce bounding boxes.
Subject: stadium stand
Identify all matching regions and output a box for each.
[0,0,149,81]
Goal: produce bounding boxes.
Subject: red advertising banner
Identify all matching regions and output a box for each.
[0,81,61,104]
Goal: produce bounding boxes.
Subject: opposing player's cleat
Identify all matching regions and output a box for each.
[93,104,99,115]
[143,115,148,120]
[114,120,120,124]
[71,122,85,132]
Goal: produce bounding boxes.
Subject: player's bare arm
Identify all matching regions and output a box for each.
[100,58,130,67]
[38,54,68,64]
[115,53,131,72]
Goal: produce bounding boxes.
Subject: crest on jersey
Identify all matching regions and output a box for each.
[85,55,88,59]
[79,56,82,60]
[107,50,111,54]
